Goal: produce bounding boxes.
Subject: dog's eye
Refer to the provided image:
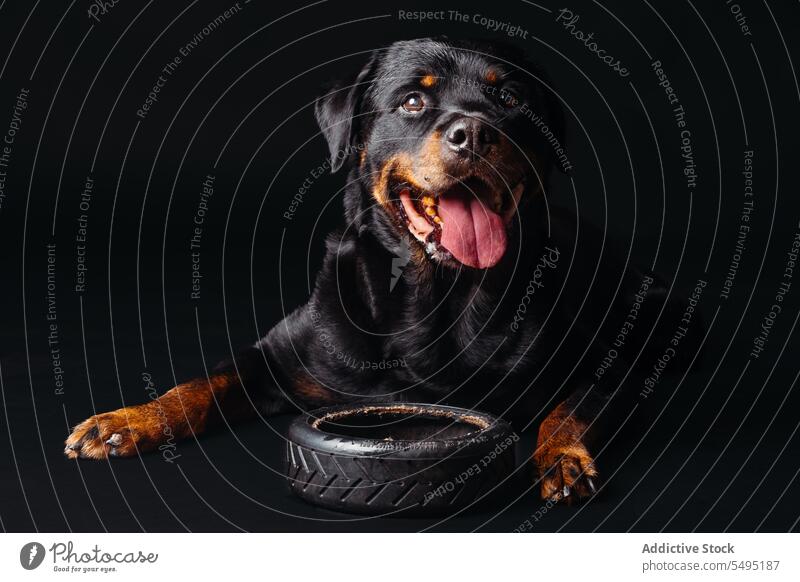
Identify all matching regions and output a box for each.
[401,94,425,113]
[500,89,519,108]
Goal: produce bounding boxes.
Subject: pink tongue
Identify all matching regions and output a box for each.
[438,191,507,269]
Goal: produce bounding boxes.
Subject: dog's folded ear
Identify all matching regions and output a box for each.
[314,51,378,173]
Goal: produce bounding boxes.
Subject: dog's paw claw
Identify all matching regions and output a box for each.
[106,433,123,446]
[587,476,597,495]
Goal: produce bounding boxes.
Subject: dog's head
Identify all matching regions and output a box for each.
[315,37,564,270]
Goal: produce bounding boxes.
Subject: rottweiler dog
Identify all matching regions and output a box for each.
[65,37,699,505]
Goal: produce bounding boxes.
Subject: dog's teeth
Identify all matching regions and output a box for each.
[419,194,441,223]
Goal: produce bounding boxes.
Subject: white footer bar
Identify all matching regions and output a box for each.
[1,533,797,580]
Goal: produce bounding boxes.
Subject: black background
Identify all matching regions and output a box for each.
[1,0,799,532]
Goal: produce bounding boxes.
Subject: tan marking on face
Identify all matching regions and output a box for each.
[371,131,450,204]
[420,74,437,88]
[485,69,499,84]
[414,130,449,190]
[371,153,416,205]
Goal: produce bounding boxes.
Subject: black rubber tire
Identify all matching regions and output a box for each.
[285,403,516,516]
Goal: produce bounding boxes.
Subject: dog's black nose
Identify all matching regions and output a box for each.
[444,117,497,159]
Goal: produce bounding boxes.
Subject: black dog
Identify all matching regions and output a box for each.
[65,38,698,504]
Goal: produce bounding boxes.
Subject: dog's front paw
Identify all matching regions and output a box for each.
[65,405,157,459]
[535,443,598,505]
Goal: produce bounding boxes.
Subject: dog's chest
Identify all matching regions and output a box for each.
[386,289,524,374]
